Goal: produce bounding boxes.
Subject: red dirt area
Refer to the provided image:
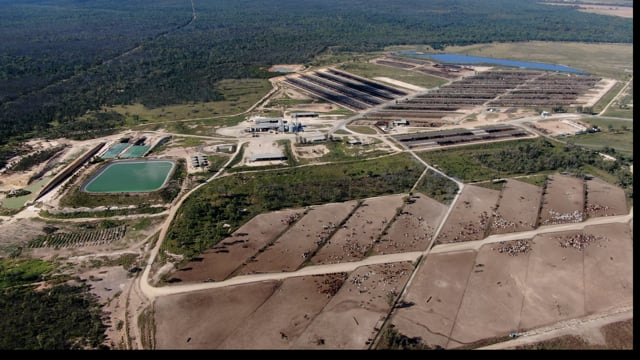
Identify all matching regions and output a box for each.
[310,194,405,265]
[170,210,301,282]
[235,201,358,275]
[436,185,501,244]
[154,281,280,349]
[292,262,414,349]
[372,193,448,255]
[489,179,542,235]
[585,177,628,217]
[217,274,347,349]
[390,250,477,349]
[539,174,585,226]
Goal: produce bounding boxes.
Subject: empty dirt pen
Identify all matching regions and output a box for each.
[217,274,347,349]
[538,174,585,226]
[436,185,501,244]
[372,193,448,254]
[154,281,280,349]
[489,179,543,235]
[390,250,477,349]
[310,194,405,265]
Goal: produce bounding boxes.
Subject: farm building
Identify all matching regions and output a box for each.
[248,152,287,162]
[251,116,283,124]
[216,145,236,152]
[191,155,209,167]
[291,112,319,119]
[297,133,327,143]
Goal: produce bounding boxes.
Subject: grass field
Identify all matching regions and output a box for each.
[570,118,633,155]
[111,79,272,123]
[337,62,448,88]
[346,125,378,135]
[390,42,633,80]
[601,79,633,118]
[135,114,246,135]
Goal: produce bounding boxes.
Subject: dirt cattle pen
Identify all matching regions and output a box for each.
[390,221,632,349]
[489,179,543,235]
[539,174,585,226]
[292,262,414,349]
[282,68,408,112]
[310,194,405,265]
[436,185,501,244]
[372,193,448,254]
[365,70,605,127]
[528,118,590,137]
[373,55,476,79]
[392,125,531,150]
[171,210,301,282]
[585,177,628,217]
[236,201,359,275]
[155,262,414,349]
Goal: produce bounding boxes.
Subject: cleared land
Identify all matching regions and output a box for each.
[217,274,346,349]
[585,177,628,217]
[310,194,405,264]
[435,185,501,244]
[530,119,590,137]
[170,210,300,282]
[292,262,414,349]
[489,179,543,235]
[391,221,632,349]
[372,193,448,254]
[390,250,477,348]
[236,201,359,274]
[155,262,415,349]
[447,241,530,348]
[538,174,585,226]
[154,281,280,349]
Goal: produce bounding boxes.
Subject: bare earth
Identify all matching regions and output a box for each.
[372,193,448,254]
[236,201,358,274]
[389,221,632,349]
[310,194,405,265]
[585,177,628,217]
[436,185,501,244]
[154,281,280,349]
[292,262,414,349]
[447,241,530,348]
[530,119,590,137]
[490,179,543,235]
[391,250,477,348]
[539,174,585,226]
[218,274,347,349]
[544,3,633,18]
[171,210,300,282]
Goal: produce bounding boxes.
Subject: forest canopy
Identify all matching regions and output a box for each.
[0,0,633,148]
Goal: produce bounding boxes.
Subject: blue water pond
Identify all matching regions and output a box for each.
[397,52,587,74]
